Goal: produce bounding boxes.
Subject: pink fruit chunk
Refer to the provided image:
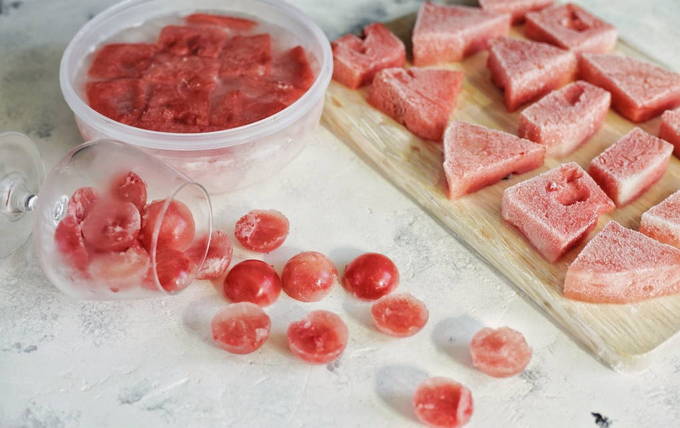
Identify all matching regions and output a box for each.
[155,247,196,293]
[370,293,429,337]
[86,78,149,125]
[141,199,196,252]
[588,128,672,206]
[564,221,680,303]
[479,0,553,24]
[234,209,289,253]
[219,34,272,79]
[211,302,271,355]
[368,67,464,141]
[640,191,680,248]
[413,377,473,428]
[412,2,510,66]
[443,121,545,199]
[67,187,98,223]
[287,310,348,364]
[580,53,680,122]
[88,43,158,79]
[157,25,228,58]
[143,54,219,91]
[525,3,617,54]
[271,46,315,92]
[140,83,213,130]
[54,216,89,273]
[519,80,611,157]
[659,108,680,157]
[469,327,532,378]
[88,245,151,292]
[223,260,281,306]
[81,199,141,252]
[342,253,399,301]
[187,230,233,280]
[185,13,257,31]
[331,23,406,89]
[109,171,147,211]
[282,252,338,302]
[487,37,577,111]
[502,162,615,262]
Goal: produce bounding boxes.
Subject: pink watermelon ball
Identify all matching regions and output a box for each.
[469,327,532,378]
[211,302,271,354]
[412,377,474,428]
[370,293,429,337]
[659,108,680,157]
[479,0,553,24]
[287,310,348,364]
[640,190,680,248]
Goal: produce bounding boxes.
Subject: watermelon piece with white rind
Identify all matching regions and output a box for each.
[659,108,680,157]
[479,0,553,24]
[640,190,680,248]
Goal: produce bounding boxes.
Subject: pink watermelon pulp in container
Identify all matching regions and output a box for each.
[60,0,332,194]
[640,190,680,248]
[479,0,553,24]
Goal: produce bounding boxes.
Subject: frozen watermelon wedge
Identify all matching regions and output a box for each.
[640,191,680,248]
[519,80,610,157]
[479,0,553,24]
[443,121,545,199]
[332,23,406,89]
[564,221,680,304]
[487,37,577,111]
[580,53,680,122]
[589,128,672,206]
[368,67,464,141]
[525,3,617,54]
[412,2,510,66]
[659,108,680,157]
[502,162,614,262]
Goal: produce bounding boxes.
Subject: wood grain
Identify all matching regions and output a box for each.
[322,18,680,371]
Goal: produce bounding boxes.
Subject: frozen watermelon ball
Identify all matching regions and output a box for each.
[487,37,577,111]
[564,221,680,303]
[412,2,510,66]
[580,53,680,123]
[525,3,617,54]
[282,251,338,302]
[287,310,349,364]
[67,187,98,223]
[640,191,680,248]
[54,215,89,273]
[589,127,672,206]
[469,327,532,378]
[223,260,281,307]
[88,245,150,293]
[479,0,553,24]
[443,121,545,199]
[211,302,271,355]
[186,230,233,280]
[519,80,611,157]
[331,23,406,89]
[368,67,463,141]
[412,377,473,428]
[342,252,399,300]
[370,293,429,337]
[502,162,615,262]
[659,108,680,157]
[234,209,289,253]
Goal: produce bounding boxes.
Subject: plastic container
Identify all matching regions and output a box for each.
[59,0,332,194]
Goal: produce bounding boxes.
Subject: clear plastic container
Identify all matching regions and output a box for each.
[59,0,332,194]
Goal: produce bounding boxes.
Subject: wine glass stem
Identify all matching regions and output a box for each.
[1,172,37,219]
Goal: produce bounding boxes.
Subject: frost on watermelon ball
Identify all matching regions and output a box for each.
[211,302,271,354]
[88,245,151,292]
[109,171,147,211]
[287,310,348,364]
[81,199,141,252]
[640,190,680,248]
[469,327,532,378]
[479,0,553,24]
[67,187,98,223]
[281,251,338,302]
[234,209,289,253]
[413,377,473,428]
[154,247,196,293]
[186,230,233,280]
[370,293,429,337]
[659,108,680,157]
[140,199,196,251]
[342,252,399,301]
[54,215,89,273]
[223,260,281,306]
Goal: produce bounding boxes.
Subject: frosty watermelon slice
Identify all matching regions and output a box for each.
[659,108,680,157]
[219,34,272,79]
[487,37,577,111]
[580,53,680,122]
[588,128,672,206]
[88,43,158,79]
[519,80,610,157]
[140,84,212,130]
[525,3,617,54]
[86,79,150,125]
[443,121,545,199]
[332,23,406,89]
[502,162,614,262]
[157,25,228,58]
[412,2,510,66]
[640,191,680,248]
[564,221,680,304]
[368,67,464,141]
[479,0,553,24]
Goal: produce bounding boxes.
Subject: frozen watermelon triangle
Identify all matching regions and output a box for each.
[564,221,680,304]
[640,190,680,248]
[443,121,545,199]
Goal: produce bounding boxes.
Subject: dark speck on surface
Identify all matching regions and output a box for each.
[327,359,341,372]
[592,412,612,427]
[87,12,95,20]
[0,0,22,16]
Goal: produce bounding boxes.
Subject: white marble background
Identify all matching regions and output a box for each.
[1,1,680,427]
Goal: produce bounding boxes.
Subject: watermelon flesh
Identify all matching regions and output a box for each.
[443,121,545,199]
[331,23,406,89]
[519,80,610,157]
[525,3,617,54]
[502,162,615,262]
[412,2,510,66]
[487,37,577,111]
[580,53,680,123]
[479,0,553,24]
[659,108,680,157]
[368,67,464,141]
[640,191,680,248]
[564,221,680,304]
[588,128,672,206]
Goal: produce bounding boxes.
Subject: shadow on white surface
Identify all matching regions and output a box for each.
[375,364,429,423]
[182,295,224,347]
[341,297,373,330]
[432,315,485,369]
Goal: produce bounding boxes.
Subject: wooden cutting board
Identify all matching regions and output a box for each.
[322,13,680,371]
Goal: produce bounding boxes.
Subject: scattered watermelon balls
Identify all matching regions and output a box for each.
[281,251,338,302]
[234,209,289,253]
[287,310,349,364]
[370,293,429,337]
[342,252,400,300]
[223,259,282,306]
[413,377,474,428]
[211,302,271,354]
[469,327,532,378]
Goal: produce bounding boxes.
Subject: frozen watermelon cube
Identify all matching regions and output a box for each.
[367,67,464,141]
[220,34,272,79]
[564,221,680,304]
[588,128,672,206]
[580,53,680,122]
[659,108,680,157]
[332,23,405,89]
[479,0,553,24]
[502,162,615,262]
[412,2,510,66]
[519,80,611,157]
[157,25,228,58]
[271,46,315,92]
[140,84,211,130]
[443,121,545,199]
[143,54,219,92]
[86,79,149,125]
[88,43,158,79]
[185,13,257,31]
[640,191,680,248]
[487,37,577,111]
[525,3,617,54]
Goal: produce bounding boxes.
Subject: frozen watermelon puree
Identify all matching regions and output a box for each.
[479,0,553,24]
[640,190,680,248]
[659,108,680,157]
[502,162,614,262]
[564,221,680,304]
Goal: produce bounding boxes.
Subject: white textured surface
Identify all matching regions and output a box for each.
[1,1,680,427]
